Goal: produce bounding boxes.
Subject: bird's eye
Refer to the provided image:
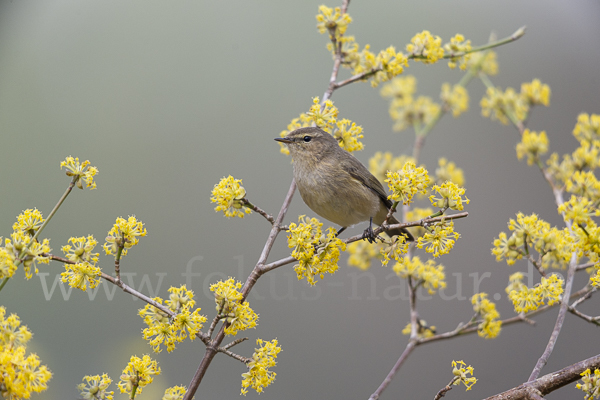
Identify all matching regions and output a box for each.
[303,136,312,142]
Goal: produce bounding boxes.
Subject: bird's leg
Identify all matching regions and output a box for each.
[362,217,377,244]
[335,226,347,237]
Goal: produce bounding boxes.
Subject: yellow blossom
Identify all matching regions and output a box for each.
[558,195,598,226]
[444,34,472,70]
[380,76,417,107]
[401,319,436,339]
[118,355,160,395]
[440,83,469,117]
[306,97,339,130]
[416,220,460,258]
[566,170,600,201]
[241,338,282,395]
[467,50,498,75]
[210,175,251,218]
[389,95,441,132]
[516,129,549,165]
[368,152,415,183]
[77,374,114,400]
[287,216,346,285]
[61,262,102,291]
[334,118,364,152]
[60,156,98,189]
[210,278,257,336]
[471,293,502,339]
[62,235,99,265]
[315,5,352,39]
[393,256,446,294]
[573,113,600,143]
[571,140,600,170]
[451,360,477,391]
[576,368,600,399]
[4,231,51,279]
[429,181,469,211]
[406,30,444,64]
[521,79,551,107]
[380,235,409,266]
[480,86,528,125]
[0,246,17,279]
[346,240,382,270]
[163,386,187,400]
[385,161,430,205]
[12,208,44,236]
[103,215,147,258]
[546,152,575,185]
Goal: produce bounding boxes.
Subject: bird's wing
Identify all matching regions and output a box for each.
[343,162,394,209]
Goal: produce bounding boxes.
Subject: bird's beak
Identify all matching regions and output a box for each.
[274,137,293,144]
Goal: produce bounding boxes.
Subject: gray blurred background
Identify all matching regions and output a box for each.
[1,0,599,399]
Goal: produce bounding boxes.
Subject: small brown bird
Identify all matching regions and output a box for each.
[275,127,413,242]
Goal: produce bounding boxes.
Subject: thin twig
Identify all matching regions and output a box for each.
[433,377,459,400]
[222,337,249,350]
[368,341,417,400]
[241,199,274,224]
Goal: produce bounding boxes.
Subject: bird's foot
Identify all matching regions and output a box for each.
[362,225,377,244]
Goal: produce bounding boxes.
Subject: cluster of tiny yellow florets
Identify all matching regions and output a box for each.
[481,79,551,125]
[471,293,502,339]
[240,338,282,396]
[401,319,436,339]
[559,195,600,227]
[440,83,469,117]
[577,368,600,399]
[103,215,147,258]
[162,386,187,400]
[393,256,446,294]
[117,354,161,395]
[444,34,472,70]
[287,216,346,285]
[566,171,600,202]
[507,273,564,313]
[77,374,114,400]
[139,285,207,353]
[0,307,52,399]
[380,235,409,266]
[416,220,460,258]
[380,76,443,132]
[429,181,470,211]
[516,129,549,166]
[279,97,364,154]
[1,209,51,280]
[573,113,600,143]
[316,5,352,39]
[451,360,477,391]
[385,161,431,205]
[346,240,383,270]
[210,278,258,336]
[60,156,99,190]
[406,30,444,64]
[466,51,498,76]
[211,175,252,218]
[435,158,465,187]
[492,213,573,270]
[61,235,101,291]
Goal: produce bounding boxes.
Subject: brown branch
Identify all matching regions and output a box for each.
[241,199,274,224]
[368,341,417,400]
[433,377,459,400]
[484,353,600,400]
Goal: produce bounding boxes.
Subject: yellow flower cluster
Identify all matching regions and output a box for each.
[416,220,460,258]
[0,307,52,398]
[287,216,346,285]
[163,386,187,400]
[406,30,444,64]
[368,151,416,183]
[60,156,98,190]
[103,215,147,258]
[507,274,564,313]
[380,235,409,266]
[429,181,470,211]
[380,76,442,132]
[440,83,469,117]
[566,171,600,202]
[210,175,251,218]
[385,161,431,205]
[139,285,207,352]
[466,51,498,76]
[516,129,549,165]
[77,374,114,400]
[393,256,446,294]
[435,158,465,187]
[210,278,258,336]
[61,235,101,291]
[577,368,600,399]
[444,34,472,70]
[316,5,352,39]
[401,319,436,339]
[480,80,551,125]
[279,97,364,154]
[1,209,51,280]
[241,338,282,395]
[559,194,599,226]
[451,360,477,391]
[118,354,161,395]
[471,293,502,339]
[346,240,382,270]
[492,213,573,270]
[573,113,600,143]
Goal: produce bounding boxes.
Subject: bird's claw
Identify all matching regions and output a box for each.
[362,226,377,244]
